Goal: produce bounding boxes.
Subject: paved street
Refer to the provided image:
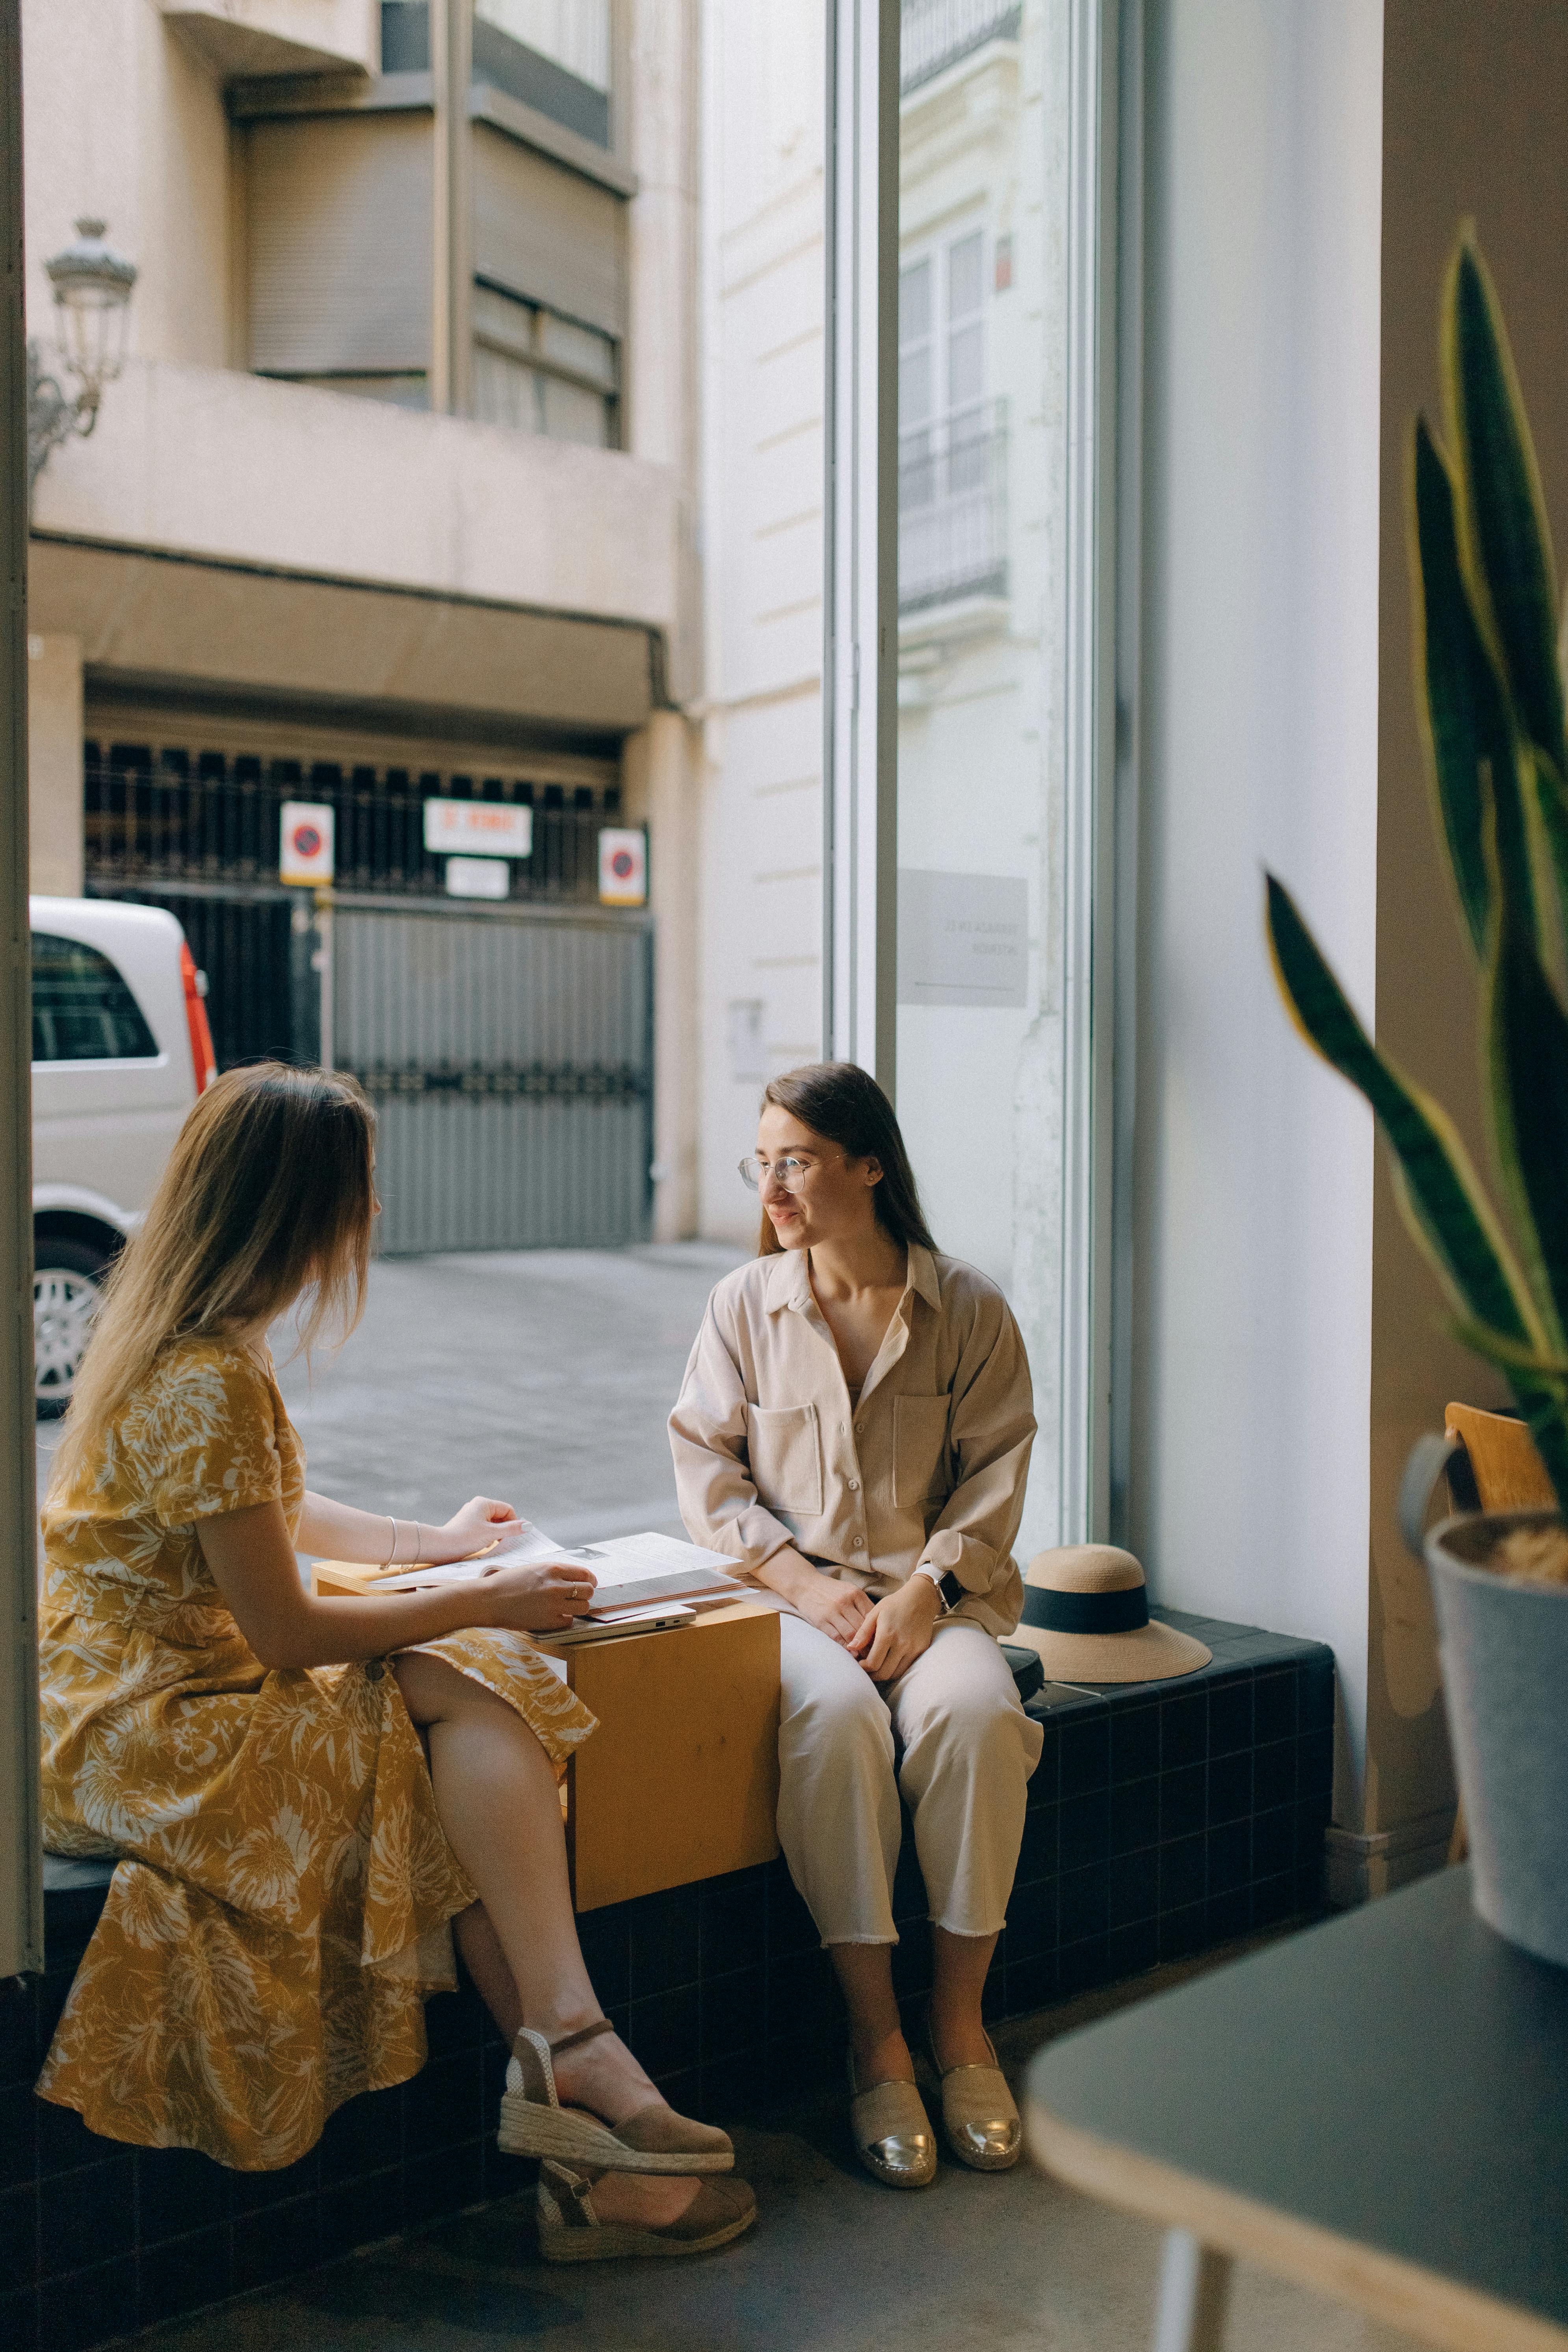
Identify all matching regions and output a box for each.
[273,1243,743,1545]
[37,1244,745,1548]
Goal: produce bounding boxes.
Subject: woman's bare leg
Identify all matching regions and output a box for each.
[829,1943,914,2086]
[928,1927,999,2070]
[452,1904,521,2044]
[395,1651,701,2225]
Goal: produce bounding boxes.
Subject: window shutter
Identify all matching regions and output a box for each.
[248,115,433,375]
[472,124,625,337]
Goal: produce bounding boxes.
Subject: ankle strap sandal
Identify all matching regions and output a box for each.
[535,2159,758,2263]
[498,2018,735,2175]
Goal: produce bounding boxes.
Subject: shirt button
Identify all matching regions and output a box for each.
[851,1536,865,1550]
[855,1424,864,1437]
[848,1479,860,1492]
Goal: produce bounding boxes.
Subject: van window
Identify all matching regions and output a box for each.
[31,932,159,1063]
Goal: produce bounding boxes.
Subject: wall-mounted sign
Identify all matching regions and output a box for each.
[599,827,648,907]
[280,801,335,888]
[422,799,534,858]
[896,869,1028,1007]
[444,856,510,901]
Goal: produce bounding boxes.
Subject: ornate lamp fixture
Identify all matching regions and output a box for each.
[28,217,137,498]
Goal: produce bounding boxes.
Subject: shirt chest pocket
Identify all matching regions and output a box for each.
[745,1403,823,1516]
[893,1394,952,1506]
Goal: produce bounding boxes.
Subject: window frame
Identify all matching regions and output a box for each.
[821,0,1121,1546]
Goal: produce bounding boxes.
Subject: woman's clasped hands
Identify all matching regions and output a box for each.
[788,1555,941,1682]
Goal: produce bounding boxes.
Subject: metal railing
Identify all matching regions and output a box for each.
[898,399,1009,613]
[83,741,619,903]
[901,0,1021,94]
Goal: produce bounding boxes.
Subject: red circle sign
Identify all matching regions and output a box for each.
[611,848,635,880]
[293,824,321,859]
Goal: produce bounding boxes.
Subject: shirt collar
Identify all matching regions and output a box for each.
[763,1249,815,1314]
[762,1241,940,1314]
[905,1243,941,1311]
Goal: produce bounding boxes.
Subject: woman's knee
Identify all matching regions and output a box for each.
[781,1661,892,1770]
[897,1662,1034,1781]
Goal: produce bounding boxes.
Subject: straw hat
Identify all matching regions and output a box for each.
[1011,1545,1211,1683]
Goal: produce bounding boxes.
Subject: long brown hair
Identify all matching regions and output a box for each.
[756,1062,937,1258]
[52,1063,376,1489]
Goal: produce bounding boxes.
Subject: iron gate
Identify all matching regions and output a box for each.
[82,727,652,1253]
[333,902,653,1253]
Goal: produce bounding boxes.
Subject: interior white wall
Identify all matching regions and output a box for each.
[1131,0,1384,1803]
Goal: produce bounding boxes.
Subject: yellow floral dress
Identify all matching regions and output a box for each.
[36,1338,596,2170]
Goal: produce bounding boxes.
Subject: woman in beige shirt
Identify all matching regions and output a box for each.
[669,1063,1043,2190]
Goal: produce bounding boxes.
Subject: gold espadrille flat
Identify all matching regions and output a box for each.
[535,2161,758,2262]
[847,2051,937,2189]
[498,2019,735,2175]
[925,2025,1022,2171]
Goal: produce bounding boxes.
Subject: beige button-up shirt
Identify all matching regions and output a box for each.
[669,1244,1034,1638]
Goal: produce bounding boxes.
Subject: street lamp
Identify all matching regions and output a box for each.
[28,216,137,499]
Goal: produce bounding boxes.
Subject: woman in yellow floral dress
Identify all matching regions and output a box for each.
[38,1062,755,2259]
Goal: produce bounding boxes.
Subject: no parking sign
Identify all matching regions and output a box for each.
[280,802,336,887]
[598,827,647,907]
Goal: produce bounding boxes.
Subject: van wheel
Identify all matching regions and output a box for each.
[34,1239,111,1419]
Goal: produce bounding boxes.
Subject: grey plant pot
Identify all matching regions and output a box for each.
[1427,1510,1568,1969]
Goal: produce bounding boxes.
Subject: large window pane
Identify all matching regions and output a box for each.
[897,0,1067,1553]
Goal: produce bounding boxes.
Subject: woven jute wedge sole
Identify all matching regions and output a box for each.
[497,2092,735,2174]
[499,2022,735,2176]
[536,2163,758,2262]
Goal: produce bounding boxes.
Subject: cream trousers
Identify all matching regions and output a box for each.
[777,1613,1045,1945]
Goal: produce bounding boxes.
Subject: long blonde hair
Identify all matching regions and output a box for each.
[52,1062,376,1491]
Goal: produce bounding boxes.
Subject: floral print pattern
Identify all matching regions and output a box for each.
[37,1339,596,2170]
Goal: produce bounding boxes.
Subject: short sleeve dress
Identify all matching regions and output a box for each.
[37,1338,596,2170]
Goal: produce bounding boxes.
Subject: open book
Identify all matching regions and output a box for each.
[373,1522,749,1624]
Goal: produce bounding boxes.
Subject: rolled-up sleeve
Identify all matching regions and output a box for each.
[669,1299,797,1576]
[917,1296,1035,1622]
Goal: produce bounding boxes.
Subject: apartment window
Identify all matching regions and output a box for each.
[380,0,613,149]
[471,282,619,444]
[243,6,625,433]
[898,226,1006,612]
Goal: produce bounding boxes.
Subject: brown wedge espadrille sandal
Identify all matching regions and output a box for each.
[535,2161,757,2263]
[497,2019,735,2175]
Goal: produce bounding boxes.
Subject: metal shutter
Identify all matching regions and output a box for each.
[247,113,433,374]
[472,124,625,337]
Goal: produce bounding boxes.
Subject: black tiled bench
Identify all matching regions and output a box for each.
[3,1606,1333,2351]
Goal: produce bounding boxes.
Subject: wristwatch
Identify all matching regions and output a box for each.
[916,1565,964,1615]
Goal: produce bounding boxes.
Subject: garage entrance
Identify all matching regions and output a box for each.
[82,721,653,1250]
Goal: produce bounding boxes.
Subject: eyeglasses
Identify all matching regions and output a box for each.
[738,1154,842,1191]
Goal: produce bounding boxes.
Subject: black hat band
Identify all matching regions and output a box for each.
[1021,1583,1150,1636]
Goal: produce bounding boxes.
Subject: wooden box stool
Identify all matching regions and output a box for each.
[311,1564,782,1913]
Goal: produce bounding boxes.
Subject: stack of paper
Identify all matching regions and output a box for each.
[374,1520,749,1626]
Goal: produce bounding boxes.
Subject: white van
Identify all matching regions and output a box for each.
[31,897,216,1415]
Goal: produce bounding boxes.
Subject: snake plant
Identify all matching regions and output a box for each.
[1266,228,1568,1508]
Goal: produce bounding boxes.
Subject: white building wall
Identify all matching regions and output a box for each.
[697,0,826,1245]
[1131,0,1384,1796]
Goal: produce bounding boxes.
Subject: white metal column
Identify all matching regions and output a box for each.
[822,0,899,1087]
[0,0,42,1976]
[1058,0,1122,1544]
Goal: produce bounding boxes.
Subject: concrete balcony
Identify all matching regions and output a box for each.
[29,360,681,736]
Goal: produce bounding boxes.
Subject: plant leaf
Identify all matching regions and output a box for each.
[1444,235,1567,774]
[1265,875,1540,1347]
[1409,417,1530,956]
[1485,889,1568,1349]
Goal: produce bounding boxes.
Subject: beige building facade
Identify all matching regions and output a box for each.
[23,0,704,1247]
